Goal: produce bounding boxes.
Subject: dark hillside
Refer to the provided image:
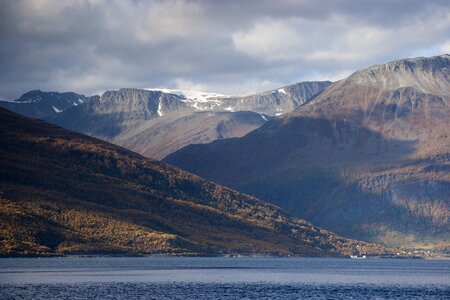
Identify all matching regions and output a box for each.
[0,108,386,257]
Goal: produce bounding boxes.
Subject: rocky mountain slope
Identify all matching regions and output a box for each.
[0,90,98,120]
[114,111,274,159]
[217,81,331,116]
[0,107,388,257]
[165,55,450,247]
[0,82,330,159]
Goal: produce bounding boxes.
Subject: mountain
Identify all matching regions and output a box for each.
[53,82,330,159]
[0,90,98,120]
[113,111,274,159]
[0,81,330,160]
[53,88,194,140]
[50,88,272,159]
[217,81,332,116]
[0,107,389,257]
[165,55,450,248]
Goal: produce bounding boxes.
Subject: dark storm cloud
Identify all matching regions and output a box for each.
[0,0,449,99]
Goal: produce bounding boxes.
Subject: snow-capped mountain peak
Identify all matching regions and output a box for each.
[144,88,226,110]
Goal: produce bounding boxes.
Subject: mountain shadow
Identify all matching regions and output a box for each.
[165,114,449,246]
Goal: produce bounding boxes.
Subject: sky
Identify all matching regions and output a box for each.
[0,0,449,100]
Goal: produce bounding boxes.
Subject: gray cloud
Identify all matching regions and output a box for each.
[0,0,449,99]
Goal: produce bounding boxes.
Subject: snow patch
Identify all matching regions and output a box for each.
[261,114,268,121]
[145,88,226,101]
[278,88,287,95]
[157,98,163,116]
[144,88,226,111]
[52,105,63,113]
[72,98,84,107]
[224,106,234,112]
[275,113,283,116]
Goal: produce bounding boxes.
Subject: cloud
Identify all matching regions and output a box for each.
[440,41,450,54]
[232,19,308,62]
[172,78,209,92]
[0,0,449,99]
[232,7,450,66]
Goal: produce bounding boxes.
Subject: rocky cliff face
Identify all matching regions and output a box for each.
[220,81,331,116]
[165,55,450,247]
[53,88,190,139]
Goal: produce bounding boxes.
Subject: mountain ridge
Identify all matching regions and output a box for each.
[165,54,450,247]
[0,81,331,159]
[0,90,98,120]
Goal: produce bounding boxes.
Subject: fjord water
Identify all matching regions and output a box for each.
[0,257,449,299]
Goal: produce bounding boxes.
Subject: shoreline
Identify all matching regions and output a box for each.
[2,254,446,260]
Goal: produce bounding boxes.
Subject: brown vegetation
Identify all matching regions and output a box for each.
[0,108,389,257]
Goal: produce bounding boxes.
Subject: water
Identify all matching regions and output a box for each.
[0,257,449,299]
